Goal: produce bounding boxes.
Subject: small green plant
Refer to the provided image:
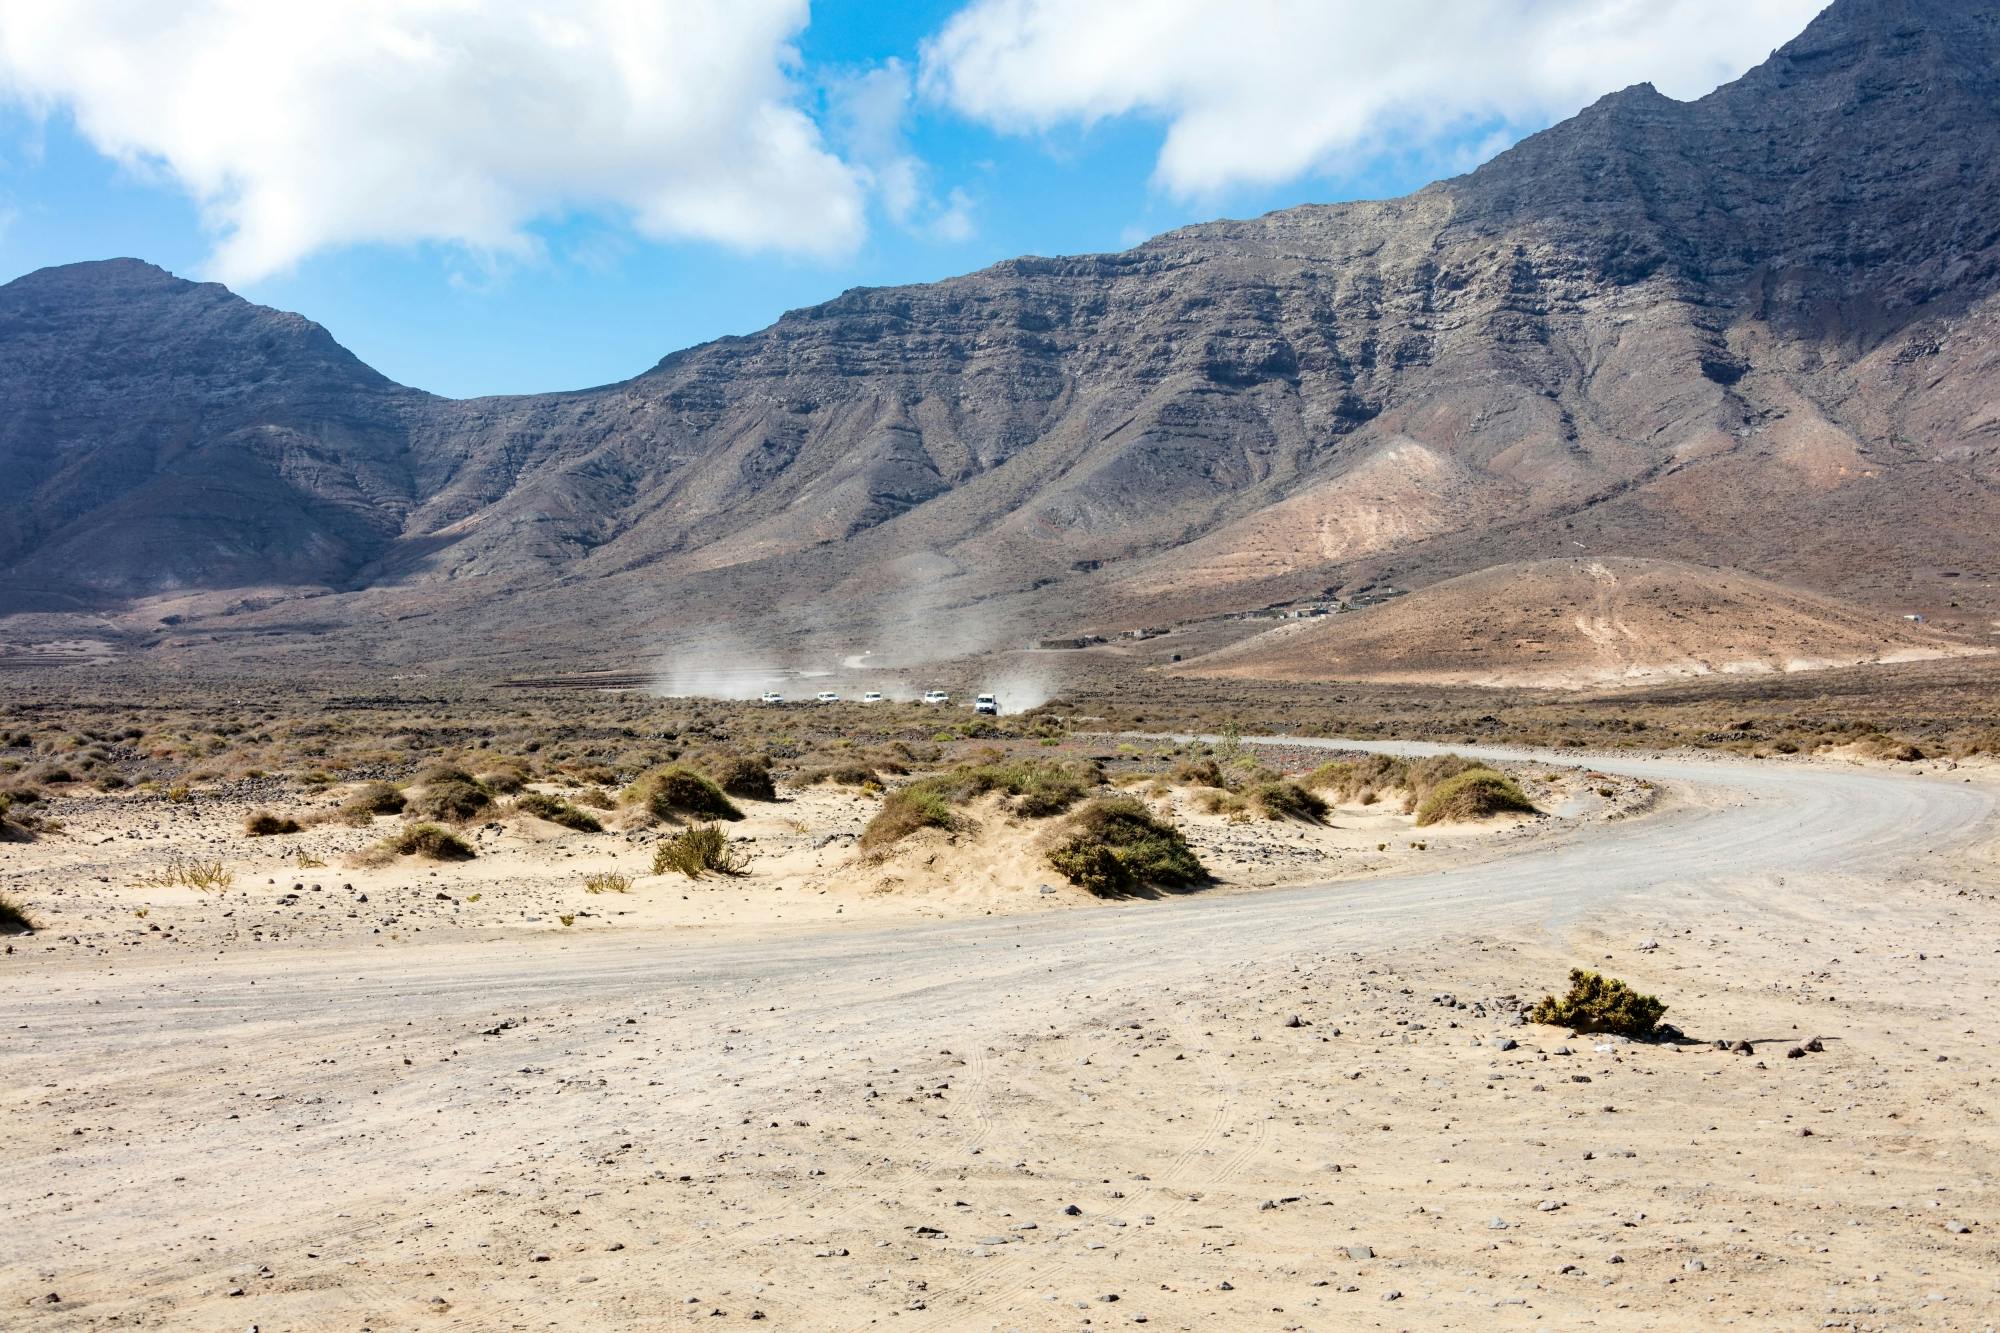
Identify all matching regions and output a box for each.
[0,891,34,933]
[244,811,302,836]
[465,892,482,903]
[1529,970,1666,1038]
[652,824,748,878]
[295,849,327,869]
[385,823,477,861]
[558,913,575,927]
[513,791,604,832]
[165,783,192,804]
[1047,798,1207,896]
[584,870,633,894]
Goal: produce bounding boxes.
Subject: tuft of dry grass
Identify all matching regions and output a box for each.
[652,824,747,878]
[383,823,477,861]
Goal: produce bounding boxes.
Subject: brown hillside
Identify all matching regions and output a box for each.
[1173,558,1988,689]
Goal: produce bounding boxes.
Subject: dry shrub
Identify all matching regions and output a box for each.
[0,891,34,933]
[386,823,476,860]
[628,766,742,821]
[701,753,777,802]
[1047,798,1207,896]
[339,781,406,825]
[860,786,956,851]
[1412,769,1536,826]
[801,761,881,788]
[1250,780,1327,822]
[410,778,493,822]
[652,824,747,878]
[512,791,603,832]
[243,811,302,836]
[584,870,633,894]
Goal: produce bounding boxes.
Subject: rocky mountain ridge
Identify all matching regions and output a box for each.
[1,0,1995,671]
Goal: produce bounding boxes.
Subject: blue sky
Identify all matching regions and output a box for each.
[0,1,1825,398]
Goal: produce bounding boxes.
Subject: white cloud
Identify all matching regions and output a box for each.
[825,58,976,244]
[922,0,1830,196]
[0,0,870,282]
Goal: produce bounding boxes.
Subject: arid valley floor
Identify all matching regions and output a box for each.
[2,673,1998,1330]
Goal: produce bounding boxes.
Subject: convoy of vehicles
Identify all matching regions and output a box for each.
[754,686,999,710]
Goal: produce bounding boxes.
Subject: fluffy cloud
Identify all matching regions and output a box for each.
[825,58,976,244]
[922,0,1830,195]
[0,0,868,282]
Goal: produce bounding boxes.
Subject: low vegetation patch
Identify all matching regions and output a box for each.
[1047,797,1207,896]
[134,857,236,891]
[1530,969,1666,1038]
[0,891,34,933]
[859,757,1103,852]
[628,766,743,821]
[701,753,778,802]
[513,791,603,832]
[339,781,406,824]
[1250,780,1327,822]
[652,823,748,878]
[1413,768,1536,825]
[243,810,302,836]
[385,823,477,861]
[410,777,493,822]
[584,870,632,894]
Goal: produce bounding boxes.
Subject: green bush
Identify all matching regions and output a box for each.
[243,811,302,836]
[513,791,603,832]
[858,758,1101,852]
[628,766,742,821]
[1530,970,1666,1038]
[1047,797,1207,896]
[584,870,632,894]
[652,823,747,878]
[387,823,477,861]
[1413,769,1536,826]
[410,777,493,822]
[1251,780,1327,822]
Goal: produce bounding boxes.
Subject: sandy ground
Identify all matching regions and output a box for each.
[0,759,1640,952]
[2,744,1996,1330]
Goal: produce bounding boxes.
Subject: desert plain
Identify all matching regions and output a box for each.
[2,672,1997,1332]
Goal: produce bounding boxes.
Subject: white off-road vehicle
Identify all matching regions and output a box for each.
[921,690,950,705]
[759,690,783,705]
[861,691,885,704]
[815,690,840,703]
[974,693,999,716]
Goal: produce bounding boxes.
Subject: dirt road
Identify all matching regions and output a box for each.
[5,743,1995,1329]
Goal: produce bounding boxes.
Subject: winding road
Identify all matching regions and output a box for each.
[4,740,1992,1327]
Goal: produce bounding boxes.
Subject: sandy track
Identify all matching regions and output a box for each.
[4,742,1994,1328]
